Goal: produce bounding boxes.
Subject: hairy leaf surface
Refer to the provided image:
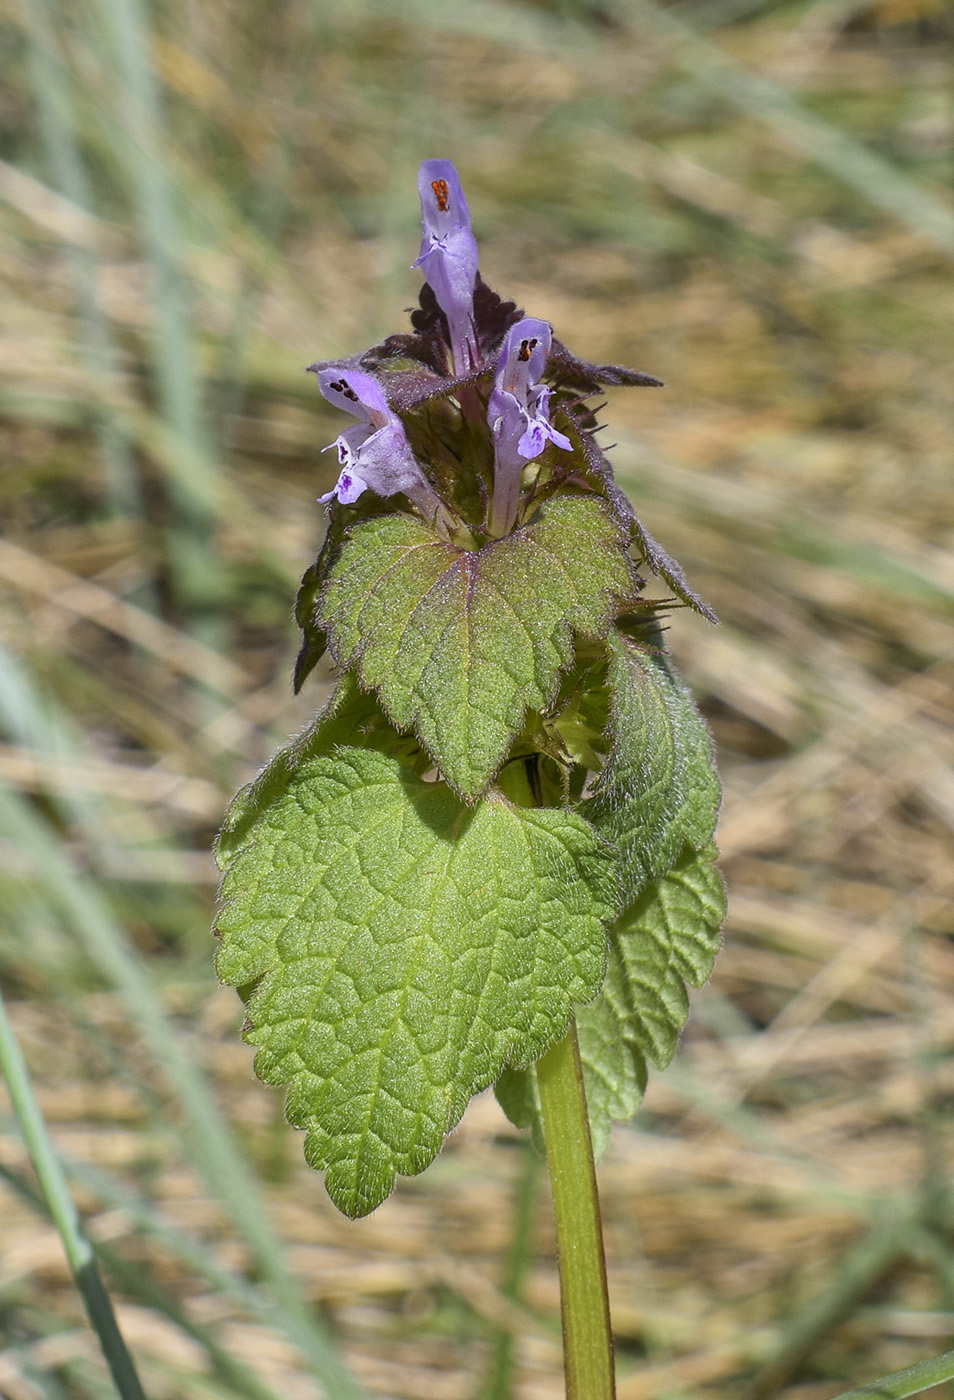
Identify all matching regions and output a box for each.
[317,494,635,800]
[215,747,618,1217]
[583,627,720,903]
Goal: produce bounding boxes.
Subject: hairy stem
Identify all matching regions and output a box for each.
[535,1019,615,1400]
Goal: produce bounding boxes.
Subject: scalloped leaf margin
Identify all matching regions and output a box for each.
[315,494,637,801]
[215,745,619,1217]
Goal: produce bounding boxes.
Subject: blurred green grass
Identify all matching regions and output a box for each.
[1,0,953,1396]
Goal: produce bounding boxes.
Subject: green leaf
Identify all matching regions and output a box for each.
[577,844,725,1156]
[215,746,618,1217]
[583,626,720,903]
[496,629,723,1152]
[316,494,636,800]
[497,845,724,1158]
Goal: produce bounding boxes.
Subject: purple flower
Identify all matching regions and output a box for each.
[315,367,440,518]
[488,318,572,535]
[412,159,479,376]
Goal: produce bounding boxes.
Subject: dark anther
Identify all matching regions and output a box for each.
[431,179,450,213]
[517,337,538,363]
[330,377,359,402]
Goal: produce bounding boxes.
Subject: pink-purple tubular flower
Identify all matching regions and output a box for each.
[413,159,479,376]
[316,367,439,517]
[489,318,572,536]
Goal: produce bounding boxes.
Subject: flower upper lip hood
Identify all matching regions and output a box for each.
[494,319,551,402]
[416,158,472,244]
[413,158,480,377]
[319,367,392,430]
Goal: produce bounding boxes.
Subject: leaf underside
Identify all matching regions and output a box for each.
[583,626,721,903]
[316,493,636,800]
[577,843,725,1156]
[215,745,618,1217]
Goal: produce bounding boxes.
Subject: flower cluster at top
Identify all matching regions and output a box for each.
[308,159,665,542]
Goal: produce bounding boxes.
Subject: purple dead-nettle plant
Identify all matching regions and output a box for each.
[215,157,724,1399]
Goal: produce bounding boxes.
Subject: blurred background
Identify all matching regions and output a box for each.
[1,0,953,1397]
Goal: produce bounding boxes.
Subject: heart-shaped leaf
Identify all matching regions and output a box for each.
[215,746,619,1216]
[316,494,636,800]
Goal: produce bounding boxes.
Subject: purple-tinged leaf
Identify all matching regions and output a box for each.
[360,327,448,378]
[547,338,664,394]
[630,515,719,624]
[565,407,718,623]
[410,273,524,364]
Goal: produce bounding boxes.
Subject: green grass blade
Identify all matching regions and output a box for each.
[750,1210,914,1397]
[826,1349,954,1400]
[0,783,369,1400]
[89,0,221,617]
[0,1139,343,1381]
[483,1141,542,1400]
[0,1158,290,1400]
[0,986,149,1400]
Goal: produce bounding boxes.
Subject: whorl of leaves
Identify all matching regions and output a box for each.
[217,263,723,1216]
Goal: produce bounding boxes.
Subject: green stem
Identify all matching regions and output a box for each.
[535,1019,615,1400]
[0,984,148,1400]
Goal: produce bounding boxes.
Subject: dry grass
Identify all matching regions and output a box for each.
[1,0,953,1396]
